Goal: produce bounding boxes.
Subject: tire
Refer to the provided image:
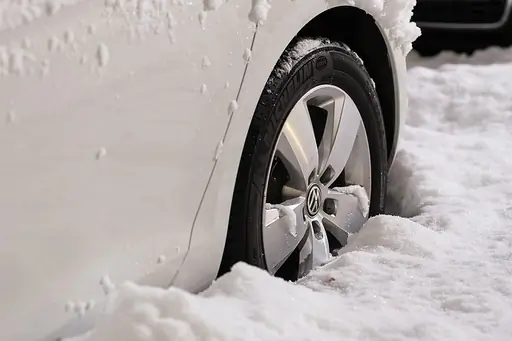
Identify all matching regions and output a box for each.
[220,39,388,280]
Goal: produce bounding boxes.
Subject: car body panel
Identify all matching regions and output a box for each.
[0,1,253,340]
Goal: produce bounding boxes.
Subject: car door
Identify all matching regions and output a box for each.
[0,1,254,340]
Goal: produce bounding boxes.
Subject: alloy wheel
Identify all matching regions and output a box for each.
[262,84,372,278]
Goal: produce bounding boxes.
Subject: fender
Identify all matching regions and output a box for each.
[172,0,415,292]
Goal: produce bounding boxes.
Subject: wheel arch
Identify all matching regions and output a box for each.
[216,5,402,276]
[170,3,405,290]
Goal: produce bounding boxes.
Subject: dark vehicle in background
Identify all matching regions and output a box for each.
[413,0,512,55]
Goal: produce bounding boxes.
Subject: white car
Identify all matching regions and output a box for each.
[0,1,413,340]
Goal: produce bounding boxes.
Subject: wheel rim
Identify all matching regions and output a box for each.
[262,84,372,279]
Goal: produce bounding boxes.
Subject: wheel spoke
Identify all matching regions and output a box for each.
[310,218,331,268]
[264,197,307,275]
[321,187,368,246]
[276,101,319,190]
[344,124,372,196]
[297,225,313,278]
[316,92,343,173]
[318,94,361,186]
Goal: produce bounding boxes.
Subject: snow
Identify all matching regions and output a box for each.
[6,109,16,123]
[407,47,512,69]
[203,0,223,11]
[96,43,110,68]
[198,11,207,30]
[200,83,208,95]
[266,201,298,237]
[80,55,88,64]
[65,299,96,318]
[248,0,271,24]
[0,0,414,46]
[242,47,252,63]
[274,38,340,78]
[48,35,62,52]
[0,0,418,78]
[0,0,84,32]
[332,185,370,217]
[64,29,75,44]
[65,301,76,313]
[99,275,116,295]
[213,140,223,161]
[72,47,512,341]
[327,0,421,54]
[95,147,107,160]
[22,37,32,49]
[1,46,35,76]
[201,56,211,69]
[40,58,50,76]
[227,99,238,116]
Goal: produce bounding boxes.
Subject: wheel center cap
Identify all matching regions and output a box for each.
[305,184,322,217]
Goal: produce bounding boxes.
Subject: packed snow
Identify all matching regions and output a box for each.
[242,47,252,64]
[266,201,299,237]
[96,43,110,68]
[68,47,512,341]
[274,38,342,77]
[201,56,211,69]
[248,0,272,24]
[332,185,370,217]
[227,99,238,116]
[200,83,208,95]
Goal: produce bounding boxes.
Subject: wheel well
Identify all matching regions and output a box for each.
[294,6,397,162]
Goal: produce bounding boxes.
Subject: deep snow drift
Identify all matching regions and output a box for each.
[72,48,512,341]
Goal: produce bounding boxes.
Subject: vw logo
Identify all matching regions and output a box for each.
[306,184,322,217]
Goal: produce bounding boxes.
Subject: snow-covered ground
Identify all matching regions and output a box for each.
[69,47,512,341]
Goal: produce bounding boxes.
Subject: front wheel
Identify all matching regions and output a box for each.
[220,39,388,281]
